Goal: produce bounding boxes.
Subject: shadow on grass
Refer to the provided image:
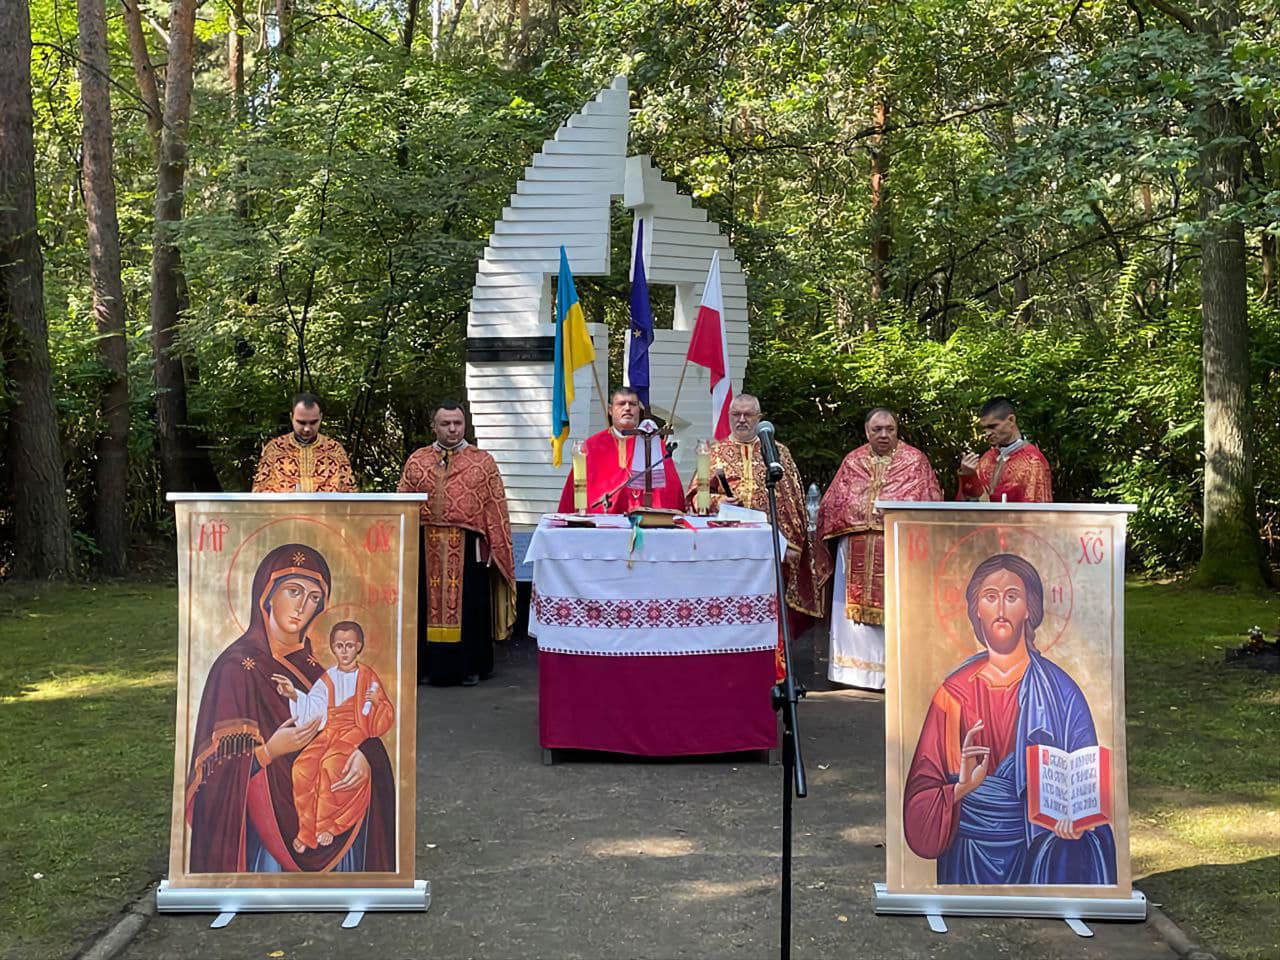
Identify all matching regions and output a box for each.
[1138,855,1280,960]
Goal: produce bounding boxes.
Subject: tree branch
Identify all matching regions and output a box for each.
[1140,0,1198,32]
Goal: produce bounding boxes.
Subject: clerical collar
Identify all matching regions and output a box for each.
[292,433,318,447]
[433,439,468,453]
[997,437,1026,459]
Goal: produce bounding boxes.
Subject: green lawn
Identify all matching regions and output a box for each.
[0,583,178,960]
[1124,580,1280,960]
[0,578,1275,959]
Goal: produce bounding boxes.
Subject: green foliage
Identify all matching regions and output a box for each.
[748,304,1278,571]
[4,0,1278,575]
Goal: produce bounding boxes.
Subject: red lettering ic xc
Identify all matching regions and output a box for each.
[197,520,229,553]
[1077,531,1105,565]
[365,521,394,554]
[906,530,929,563]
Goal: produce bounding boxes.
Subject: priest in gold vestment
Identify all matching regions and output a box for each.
[252,393,357,493]
[686,394,832,680]
[398,402,515,686]
[817,408,942,689]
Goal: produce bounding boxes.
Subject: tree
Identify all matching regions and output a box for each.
[77,0,131,574]
[151,0,218,493]
[1,0,75,578]
[1139,0,1270,588]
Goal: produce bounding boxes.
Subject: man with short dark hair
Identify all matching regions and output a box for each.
[817,407,942,688]
[956,397,1053,502]
[398,401,515,686]
[555,386,685,513]
[252,393,356,493]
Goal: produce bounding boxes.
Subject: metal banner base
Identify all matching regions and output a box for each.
[873,882,1146,935]
[156,879,430,928]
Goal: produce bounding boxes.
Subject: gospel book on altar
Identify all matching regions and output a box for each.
[1025,744,1113,832]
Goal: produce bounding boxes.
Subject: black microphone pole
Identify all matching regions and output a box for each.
[757,421,806,960]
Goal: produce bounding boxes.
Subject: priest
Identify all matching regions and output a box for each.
[956,396,1053,502]
[556,387,685,513]
[252,393,356,493]
[817,408,942,689]
[686,392,831,609]
[398,401,515,686]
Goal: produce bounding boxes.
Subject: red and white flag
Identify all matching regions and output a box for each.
[685,252,733,440]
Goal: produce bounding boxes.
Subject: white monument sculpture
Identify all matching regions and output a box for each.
[464,76,749,528]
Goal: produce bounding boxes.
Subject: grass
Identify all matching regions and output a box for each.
[1124,579,1280,960]
[0,578,1275,958]
[0,582,177,960]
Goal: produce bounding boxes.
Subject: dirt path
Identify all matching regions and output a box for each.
[125,632,1176,959]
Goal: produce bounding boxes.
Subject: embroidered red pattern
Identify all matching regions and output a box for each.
[533,590,777,629]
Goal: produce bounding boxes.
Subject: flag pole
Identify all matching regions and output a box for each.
[667,355,692,427]
[589,354,610,424]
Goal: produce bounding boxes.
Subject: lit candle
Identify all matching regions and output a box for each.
[572,439,588,514]
[695,438,711,515]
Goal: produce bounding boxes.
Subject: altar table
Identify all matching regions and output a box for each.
[527,516,782,757]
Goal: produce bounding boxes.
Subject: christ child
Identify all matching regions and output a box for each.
[272,620,394,854]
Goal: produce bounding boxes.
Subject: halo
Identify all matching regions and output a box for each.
[930,522,1074,655]
[224,515,369,634]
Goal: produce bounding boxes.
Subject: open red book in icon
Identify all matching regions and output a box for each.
[1026,744,1112,832]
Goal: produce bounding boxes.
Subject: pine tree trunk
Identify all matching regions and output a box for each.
[79,0,130,574]
[276,0,292,57]
[0,1,75,578]
[150,0,205,493]
[1192,0,1268,588]
[868,97,890,313]
[120,0,162,140]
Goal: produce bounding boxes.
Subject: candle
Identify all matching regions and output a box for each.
[695,438,711,515]
[572,440,588,514]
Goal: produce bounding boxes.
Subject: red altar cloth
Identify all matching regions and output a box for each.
[538,649,778,756]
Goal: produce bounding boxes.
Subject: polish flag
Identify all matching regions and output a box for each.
[685,252,733,440]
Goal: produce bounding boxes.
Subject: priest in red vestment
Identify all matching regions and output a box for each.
[817,408,942,689]
[252,393,357,493]
[556,387,685,513]
[398,402,516,686]
[956,396,1053,503]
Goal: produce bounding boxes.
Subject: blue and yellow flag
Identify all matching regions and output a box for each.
[551,246,595,466]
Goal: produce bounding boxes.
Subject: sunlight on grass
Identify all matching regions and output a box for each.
[1132,799,1280,875]
[0,669,174,704]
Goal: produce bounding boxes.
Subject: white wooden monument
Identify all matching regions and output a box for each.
[464,76,750,528]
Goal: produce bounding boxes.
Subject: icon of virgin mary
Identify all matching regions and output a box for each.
[184,543,396,873]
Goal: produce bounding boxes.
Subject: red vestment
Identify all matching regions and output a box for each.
[556,428,685,513]
[956,442,1053,503]
[398,443,516,642]
[816,442,942,624]
[291,663,394,850]
[252,433,356,493]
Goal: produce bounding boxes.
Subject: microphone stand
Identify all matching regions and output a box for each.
[764,458,806,960]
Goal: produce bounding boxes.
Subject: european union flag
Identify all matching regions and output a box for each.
[626,220,654,407]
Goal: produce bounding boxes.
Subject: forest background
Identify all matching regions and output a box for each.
[0,0,1277,584]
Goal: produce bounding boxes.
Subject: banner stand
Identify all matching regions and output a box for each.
[873,883,1146,936]
[155,879,430,928]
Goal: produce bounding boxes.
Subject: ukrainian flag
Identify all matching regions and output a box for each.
[551,246,595,466]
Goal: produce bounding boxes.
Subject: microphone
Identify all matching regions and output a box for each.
[755,421,786,482]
